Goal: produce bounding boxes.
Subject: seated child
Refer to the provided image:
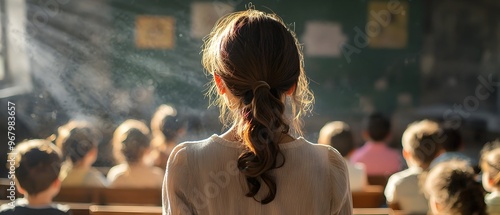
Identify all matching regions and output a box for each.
[318,121,367,191]
[350,112,402,176]
[385,120,443,214]
[107,119,164,188]
[429,127,473,168]
[56,120,107,187]
[480,140,500,215]
[150,105,185,169]
[0,139,70,215]
[424,160,486,215]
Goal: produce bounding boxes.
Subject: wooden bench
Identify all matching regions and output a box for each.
[367,175,390,187]
[89,205,162,215]
[100,188,162,205]
[352,185,385,208]
[54,187,100,203]
[64,202,92,215]
[353,208,394,215]
[53,187,162,205]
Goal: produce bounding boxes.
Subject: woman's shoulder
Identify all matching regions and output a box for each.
[306,140,345,160]
[310,142,348,175]
[170,135,238,158]
[294,139,347,170]
[172,136,216,150]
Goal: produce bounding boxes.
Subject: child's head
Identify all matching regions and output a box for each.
[318,121,354,158]
[13,139,62,197]
[401,120,443,169]
[441,127,463,152]
[112,119,151,164]
[363,112,391,142]
[202,9,313,203]
[424,160,486,215]
[56,120,100,166]
[150,105,185,142]
[481,147,500,192]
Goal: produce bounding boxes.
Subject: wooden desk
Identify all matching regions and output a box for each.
[89,205,162,215]
[352,185,385,208]
[353,207,394,215]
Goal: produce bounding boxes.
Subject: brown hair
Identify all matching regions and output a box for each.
[112,119,151,164]
[402,119,443,169]
[481,147,500,187]
[150,105,184,141]
[318,121,354,157]
[425,160,486,215]
[202,9,313,204]
[56,121,100,163]
[13,139,62,195]
[364,112,391,141]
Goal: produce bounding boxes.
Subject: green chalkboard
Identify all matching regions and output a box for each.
[109,0,422,118]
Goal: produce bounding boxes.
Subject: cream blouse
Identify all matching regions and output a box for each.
[163,135,352,215]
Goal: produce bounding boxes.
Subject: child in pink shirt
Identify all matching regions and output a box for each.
[350,112,402,176]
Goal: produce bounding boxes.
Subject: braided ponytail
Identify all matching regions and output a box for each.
[237,81,288,203]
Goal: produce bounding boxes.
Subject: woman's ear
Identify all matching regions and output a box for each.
[214,74,226,95]
[286,84,296,95]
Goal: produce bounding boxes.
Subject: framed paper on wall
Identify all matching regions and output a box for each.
[135,16,175,49]
[367,1,408,49]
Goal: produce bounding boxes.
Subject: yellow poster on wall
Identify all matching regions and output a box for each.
[367,1,408,49]
[135,16,175,49]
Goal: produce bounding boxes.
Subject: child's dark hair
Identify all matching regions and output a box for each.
[402,120,443,169]
[441,127,463,152]
[318,121,354,157]
[151,105,184,141]
[113,119,151,164]
[56,121,100,163]
[364,112,391,141]
[425,160,486,215]
[13,139,62,195]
